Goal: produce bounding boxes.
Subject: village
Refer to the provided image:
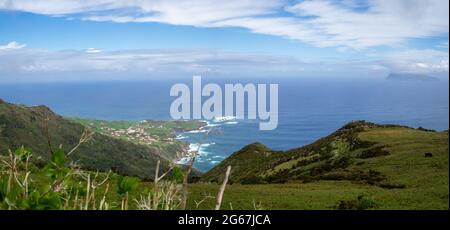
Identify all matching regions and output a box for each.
[71,118,206,148]
[95,122,175,146]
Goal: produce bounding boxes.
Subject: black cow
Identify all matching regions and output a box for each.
[424,152,433,158]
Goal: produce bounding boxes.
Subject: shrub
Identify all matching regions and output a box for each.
[378,181,406,189]
[241,176,265,184]
[359,146,390,159]
[317,169,387,185]
[265,169,289,184]
[336,194,377,210]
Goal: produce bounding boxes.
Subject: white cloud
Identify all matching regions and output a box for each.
[382,49,449,74]
[0,0,448,49]
[0,45,447,82]
[285,0,449,48]
[438,41,449,49]
[0,41,26,50]
[86,48,101,53]
[0,47,315,78]
[368,64,388,71]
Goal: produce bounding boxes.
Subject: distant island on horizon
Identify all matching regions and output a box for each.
[386,73,440,81]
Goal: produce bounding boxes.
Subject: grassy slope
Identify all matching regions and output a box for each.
[196,122,448,210]
[0,100,170,179]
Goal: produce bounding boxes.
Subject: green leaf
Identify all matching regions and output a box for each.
[116,176,140,195]
[51,149,66,167]
[0,176,9,202]
[20,191,62,210]
[14,146,32,162]
[170,167,184,184]
[44,149,70,180]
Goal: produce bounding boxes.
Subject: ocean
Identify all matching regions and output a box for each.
[1,76,448,172]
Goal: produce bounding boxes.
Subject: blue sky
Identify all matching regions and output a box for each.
[0,0,448,82]
[0,12,331,56]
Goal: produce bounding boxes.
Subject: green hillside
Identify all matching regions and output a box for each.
[193,121,448,209]
[0,99,174,179]
[201,121,449,203]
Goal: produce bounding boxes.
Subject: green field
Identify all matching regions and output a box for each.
[189,131,448,210]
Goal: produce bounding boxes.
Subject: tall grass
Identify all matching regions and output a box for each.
[0,128,232,210]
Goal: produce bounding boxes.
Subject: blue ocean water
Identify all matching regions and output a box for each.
[1,77,448,171]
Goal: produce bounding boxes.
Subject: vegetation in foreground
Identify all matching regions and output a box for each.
[0,143,230,210]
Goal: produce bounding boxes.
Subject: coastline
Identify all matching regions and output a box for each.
[175,120,213,166]
[175,117,238,170]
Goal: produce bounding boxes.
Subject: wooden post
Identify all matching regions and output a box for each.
[153,159,161,209]
[215,166,231,210]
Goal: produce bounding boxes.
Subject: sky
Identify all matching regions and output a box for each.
[0,0,448,82]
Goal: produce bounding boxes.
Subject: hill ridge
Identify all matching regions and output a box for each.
[201,120,448,188]
[0,99,172,179]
